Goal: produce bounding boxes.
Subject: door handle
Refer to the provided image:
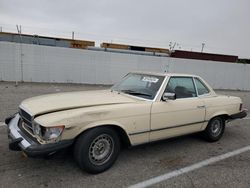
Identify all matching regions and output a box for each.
[197,105,206,108]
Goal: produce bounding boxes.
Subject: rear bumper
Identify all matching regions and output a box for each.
[6,114,73,157]
[230,109,248,120]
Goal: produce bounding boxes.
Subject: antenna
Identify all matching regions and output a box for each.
[172,42,176,50]
[16,25,20,33]
[16,25,22,34]
[169,41,177,51]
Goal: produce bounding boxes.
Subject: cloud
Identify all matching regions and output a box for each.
[0,0,249,58]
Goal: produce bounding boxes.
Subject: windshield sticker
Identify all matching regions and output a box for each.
[142,76,159,83]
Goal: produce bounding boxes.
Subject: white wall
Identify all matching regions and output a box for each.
[0,41,249,90]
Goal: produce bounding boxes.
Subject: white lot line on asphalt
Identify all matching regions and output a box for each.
[128,118,250,188]
[128,145,250,188]
[227,117,250,127]
[0,118,249,187]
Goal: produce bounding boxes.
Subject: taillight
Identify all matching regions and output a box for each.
[239,103,243,111]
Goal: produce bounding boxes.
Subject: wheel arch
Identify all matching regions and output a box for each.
[75,123,132,147]
[208,112,231,122]
[203,113,229,130]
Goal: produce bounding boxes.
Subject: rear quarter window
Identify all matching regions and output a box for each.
[194,78,210,95]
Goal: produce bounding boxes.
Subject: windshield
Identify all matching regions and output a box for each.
[111,73,165,100]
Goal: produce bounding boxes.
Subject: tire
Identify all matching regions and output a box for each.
[203,117,225,142]
[74,127,120,174]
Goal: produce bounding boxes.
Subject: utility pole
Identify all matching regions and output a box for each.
[72,31,74,40]
[16,24,24,84]
[201,43,205,53]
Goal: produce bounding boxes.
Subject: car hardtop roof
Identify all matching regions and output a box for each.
[130,71,200,78]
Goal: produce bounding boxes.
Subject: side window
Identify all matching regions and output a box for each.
[194,78,210,95]
[165,77,197,99]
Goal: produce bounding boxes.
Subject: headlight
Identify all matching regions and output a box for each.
[41,125,65,142]
[33,121,64,142]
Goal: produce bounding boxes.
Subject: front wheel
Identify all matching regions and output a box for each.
[203,117,225,142]
[74,127,120,174]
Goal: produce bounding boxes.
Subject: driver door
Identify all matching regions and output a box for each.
[150,76,206,142]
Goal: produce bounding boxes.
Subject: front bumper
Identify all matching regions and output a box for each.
[230,109,248,120]
[6,114,73,157]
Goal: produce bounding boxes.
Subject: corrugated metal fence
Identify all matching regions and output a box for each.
[0,41,249,90]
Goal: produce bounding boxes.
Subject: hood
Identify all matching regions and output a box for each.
[20,90,138,116]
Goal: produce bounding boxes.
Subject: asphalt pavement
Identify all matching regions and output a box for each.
[0,82,249,188]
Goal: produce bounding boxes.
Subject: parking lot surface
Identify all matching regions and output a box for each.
[0,82,249,188]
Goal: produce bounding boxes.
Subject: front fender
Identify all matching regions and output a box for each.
[77,120,129,137]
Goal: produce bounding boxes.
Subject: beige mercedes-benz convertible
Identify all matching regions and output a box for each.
[6,72,247,173]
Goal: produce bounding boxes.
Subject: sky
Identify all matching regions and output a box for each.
[0,0,250,58]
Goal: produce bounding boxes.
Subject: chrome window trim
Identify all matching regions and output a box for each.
[161,76,198,100]
[193,77,199,97]
[119,92,153,102]
[153,75,168,101]
[193,77,211,97]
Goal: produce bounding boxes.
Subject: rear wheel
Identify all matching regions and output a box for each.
[74,127,120,174]
[203,117,225,142]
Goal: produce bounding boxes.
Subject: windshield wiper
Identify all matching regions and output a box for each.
[120,89,152,97]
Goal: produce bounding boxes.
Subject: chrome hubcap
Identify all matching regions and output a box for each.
[89,134,114,165]
[211,119,222,137]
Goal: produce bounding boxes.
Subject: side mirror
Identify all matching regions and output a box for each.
[162,92,176,101]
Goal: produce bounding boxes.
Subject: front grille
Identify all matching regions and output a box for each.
[18,119,39,144]
[19,108,33,130]
[22,120,34,134]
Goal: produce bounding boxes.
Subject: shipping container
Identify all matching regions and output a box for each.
[170,50,238,63]
[101,42,169,54]
[0,32,95,49]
